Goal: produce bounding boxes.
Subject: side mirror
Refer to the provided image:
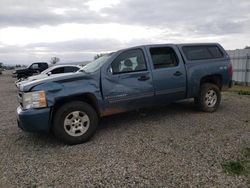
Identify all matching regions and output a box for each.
[47,72,52,76]
[108,67,113,74]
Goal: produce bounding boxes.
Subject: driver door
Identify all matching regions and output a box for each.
[29,63,40,75]
[101,48,154,115]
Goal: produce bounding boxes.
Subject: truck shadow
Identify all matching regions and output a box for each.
[98,99,196,131]
[17,99,198,147]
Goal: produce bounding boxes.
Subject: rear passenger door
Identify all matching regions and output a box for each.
[146,45,187,102]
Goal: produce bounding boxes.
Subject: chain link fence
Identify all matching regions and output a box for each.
[227,49,250,86]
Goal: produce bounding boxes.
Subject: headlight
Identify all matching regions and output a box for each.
[22,91,47,110]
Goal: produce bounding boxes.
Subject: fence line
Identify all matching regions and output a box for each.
[227,49,250,86]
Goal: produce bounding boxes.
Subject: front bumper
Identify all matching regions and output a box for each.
[17,106,51,133]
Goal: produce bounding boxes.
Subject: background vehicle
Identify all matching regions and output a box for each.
[16,65,81,87]
[17,43,232,145]
[0,63,3,74]
[12,62,48,80]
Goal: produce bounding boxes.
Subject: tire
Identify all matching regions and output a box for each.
[53,101,98,145]
[194,83,221,112]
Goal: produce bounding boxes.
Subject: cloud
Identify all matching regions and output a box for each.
[0,38,155,65]
[0,23,162,45]
[0,0,250,64]
[103,0,250,35]
[0,0,106,28]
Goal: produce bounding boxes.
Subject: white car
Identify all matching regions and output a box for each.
[16,65,81,87]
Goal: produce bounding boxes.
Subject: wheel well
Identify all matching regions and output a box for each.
[200,75,222,90]
[52,93,100,118]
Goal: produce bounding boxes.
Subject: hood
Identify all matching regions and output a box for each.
[14,67,27,73]
[17,72,75,88]
[16,74,47,88]
[26,73,48,81]
[19,72,90,92]
[15,67,27,71]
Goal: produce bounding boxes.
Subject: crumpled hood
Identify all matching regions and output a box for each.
[17,72,74,89]
[19,72,88,92]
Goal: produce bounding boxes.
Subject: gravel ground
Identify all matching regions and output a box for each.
[0,71,250,187]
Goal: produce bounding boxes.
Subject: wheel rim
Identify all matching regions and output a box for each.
[205,89,217,107]
[63,111,90,137]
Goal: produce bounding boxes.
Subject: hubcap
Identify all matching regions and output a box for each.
[205,89,217,107]
[64,111,90,137]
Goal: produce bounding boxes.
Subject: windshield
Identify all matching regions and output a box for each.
[79,55,111,73]
[41,66,53,74]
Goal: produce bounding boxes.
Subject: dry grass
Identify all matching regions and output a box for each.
[228,85,250,92]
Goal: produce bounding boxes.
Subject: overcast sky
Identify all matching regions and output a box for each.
[0,0,250,65]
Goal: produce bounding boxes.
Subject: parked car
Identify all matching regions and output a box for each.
[15,65,81,87]
[0,64,3,74]
[16,43,233,145]
[12,62,48,80]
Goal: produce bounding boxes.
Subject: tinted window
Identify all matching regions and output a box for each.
[150,47,178,69]
[183,45,224,60]
[64,66,79,73]
[38,63,48,68]
[111,49,147,74]
[51,67,64,74]
[207,46,223,58]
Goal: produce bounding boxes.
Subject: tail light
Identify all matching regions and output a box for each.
[229,63,233,79]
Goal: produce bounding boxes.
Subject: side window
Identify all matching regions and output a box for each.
[51,67,64,74]
[150,47,178,69]
[31,63,39,69]
[39,63,48,69]
[64,67,79,73]
[38,63,44,68]
[182,45,224,60]
[111,49,147,74]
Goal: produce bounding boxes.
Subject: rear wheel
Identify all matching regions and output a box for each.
[53,101,98,145]
[194,83,221,112]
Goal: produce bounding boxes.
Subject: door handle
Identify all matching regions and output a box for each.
[173,71,182,76]
[138,75,150,81]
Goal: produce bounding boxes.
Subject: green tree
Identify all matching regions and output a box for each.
[94,53,107,60]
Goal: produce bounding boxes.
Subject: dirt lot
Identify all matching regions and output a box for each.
[0,71,250,187]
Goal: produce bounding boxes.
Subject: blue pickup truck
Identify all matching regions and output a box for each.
[17,43,233,144]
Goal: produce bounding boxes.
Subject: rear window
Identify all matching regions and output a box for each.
[182,45,224,61]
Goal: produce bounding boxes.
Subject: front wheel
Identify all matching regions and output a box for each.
[53,101,98,145]
[194,83,221,112]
